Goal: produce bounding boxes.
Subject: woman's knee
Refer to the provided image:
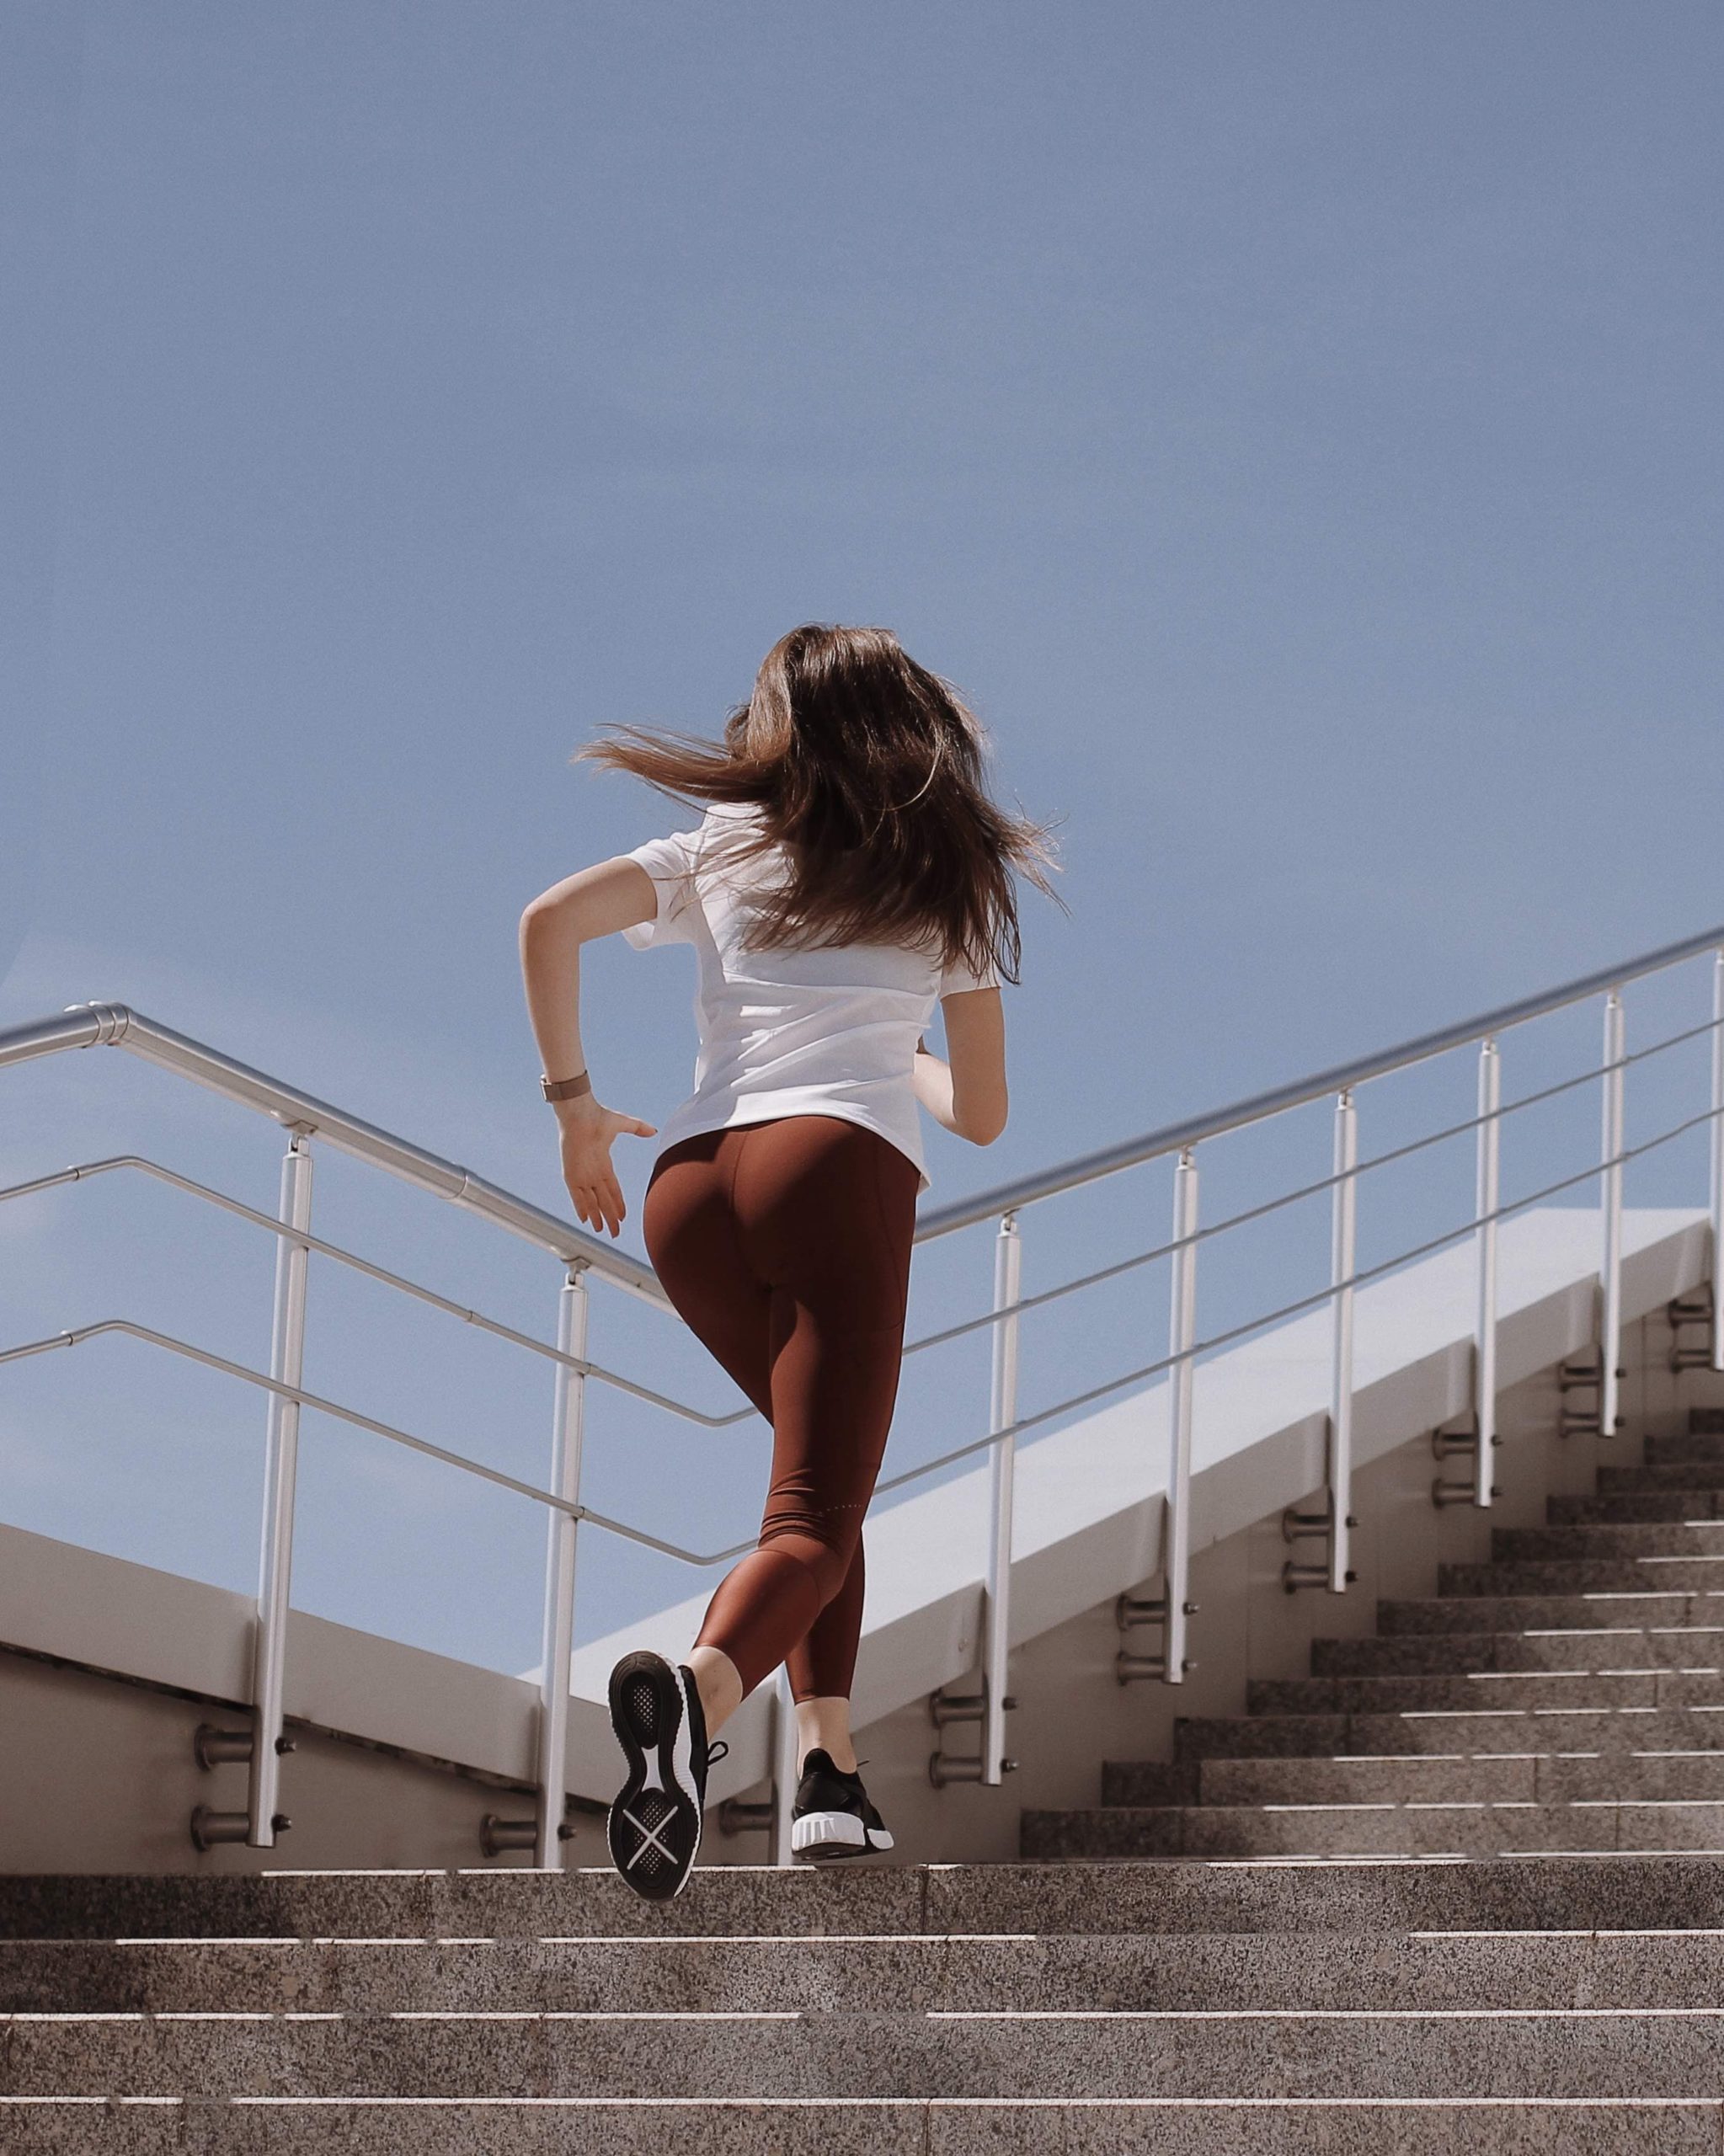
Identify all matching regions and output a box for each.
[758,1522,854,1609]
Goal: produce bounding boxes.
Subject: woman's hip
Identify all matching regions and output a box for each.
[645,1114,917,1307]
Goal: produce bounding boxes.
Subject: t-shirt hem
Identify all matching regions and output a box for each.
[651,1101,931,1196]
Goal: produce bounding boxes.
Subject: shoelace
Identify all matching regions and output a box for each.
[705,1739,729,1769]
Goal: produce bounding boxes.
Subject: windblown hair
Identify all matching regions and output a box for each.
[573,624,1064,984]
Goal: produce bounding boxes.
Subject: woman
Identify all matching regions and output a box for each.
[519,622,1059,1902]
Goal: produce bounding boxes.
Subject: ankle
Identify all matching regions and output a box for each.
[685,1645,743,1741]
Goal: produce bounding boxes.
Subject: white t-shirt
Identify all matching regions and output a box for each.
[621,801,1000,1195]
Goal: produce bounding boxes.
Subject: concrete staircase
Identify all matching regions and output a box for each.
[7,1415,1724,2150]
[1024,1406,1724,1865]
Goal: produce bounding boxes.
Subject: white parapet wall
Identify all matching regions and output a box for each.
[0,1204,1715,1871]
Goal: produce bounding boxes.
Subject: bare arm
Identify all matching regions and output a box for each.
[914,985,1007,1145]
[519,857,663,1238]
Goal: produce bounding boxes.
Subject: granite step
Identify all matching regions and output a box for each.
[0,1869,924,1946]
[1020,1800,1724,1861]
[16,1859,1724,1941]
[1109,1751,1724,1807]
[1312,1625,1724,1676]
[11,2006,1724,2100]
[1380,1591,1724,1633]
[1246,1671,1724,1715]
[1438,1558,1724,1595]
[1174,1705,1724,1760]
[1647,1432,1724,1465]
[1550,1490,1724,1523]
[1599,1464,1724,1493]
[1493,1523,1724,1561]
[2,2099,1717,2156]
[17,1926,1724,2015]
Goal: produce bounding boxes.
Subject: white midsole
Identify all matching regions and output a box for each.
[792,1810,867,1852]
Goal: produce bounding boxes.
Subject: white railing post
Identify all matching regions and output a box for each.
[249,1130,313,1846]
[1600,991,1626,1440]
[1711,951,1724,1374]
[1328,1091,1358,1589]
[534,1264,590,1869]
[1474,1038,1501,1504]
[1163,1149,1199,1683]
[771,1665,798,1867]
[980,1211,1022,1784]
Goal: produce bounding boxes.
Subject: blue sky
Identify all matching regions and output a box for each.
[2,3,1721,1673]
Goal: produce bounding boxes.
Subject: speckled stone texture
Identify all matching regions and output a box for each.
[11,2011,1724,2100]
[1601,1464,1724,1491]
[1312,1625,1724,1673]
[1379,1591,1720,1631]
[8,2101,1718,2155]
[0,1865,924,1945]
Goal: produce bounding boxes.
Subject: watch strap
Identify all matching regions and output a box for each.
[542,1070,593,1103]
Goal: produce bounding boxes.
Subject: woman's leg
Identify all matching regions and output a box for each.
[641,1130,775,1738]
[786,1541,864,1770]
[691,1117,918,1716]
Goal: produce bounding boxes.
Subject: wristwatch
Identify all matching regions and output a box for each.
[541,1070,593,1103]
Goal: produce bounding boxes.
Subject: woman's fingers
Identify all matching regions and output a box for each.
[561,1112,650,1236]
[566,1172,627,1238]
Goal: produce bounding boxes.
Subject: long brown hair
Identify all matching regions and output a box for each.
[574,624,1064,984]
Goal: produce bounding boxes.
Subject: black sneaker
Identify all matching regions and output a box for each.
[789,1748,894,1860]
[606,1651,727,1903]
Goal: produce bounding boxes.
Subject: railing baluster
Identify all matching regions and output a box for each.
[250,1130,313,1848]
[981,1211,1022,1783]
[534,1263,590,1869]
[1163,1149,1199,1684]
[1599,991,1626,1440]
[1712,952,1724,1374]
[1328,1091,1358,1589]
[1474,1038,1501,1505]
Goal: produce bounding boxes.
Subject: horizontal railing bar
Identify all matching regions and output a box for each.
[0,1155,755,1431]
[0,1318,758,1569]
[4,990,1718,1460]
[0,1006,672,1309]
[8,1096,1712,1559]
[1177,1098,1724,1370]
[3,937,1716,1293]
[876,1101,1724,1493]
[900,1013,1724,1354]
[914,926,1724,1241]
[17,1011,1713,1389]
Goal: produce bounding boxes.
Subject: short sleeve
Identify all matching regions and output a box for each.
[937,942,1001,996]
[620,826,701,950]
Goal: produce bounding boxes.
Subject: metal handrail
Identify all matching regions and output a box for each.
[0,1318,762,1571]
[877,1096,1724,1497]
[900,1007,1724,1358]
[913,921,1724,1241]
[0,1155,755,1429]
[0,1005,670,1307]
[11,1095,1707,1580]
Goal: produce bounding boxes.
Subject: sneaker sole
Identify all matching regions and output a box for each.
[791,1808,870,1860]
[606,1652,701,1902]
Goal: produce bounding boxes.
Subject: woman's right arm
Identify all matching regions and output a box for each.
[914,986,1007,1145]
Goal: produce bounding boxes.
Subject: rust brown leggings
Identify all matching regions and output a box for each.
[642,1114,920,1702]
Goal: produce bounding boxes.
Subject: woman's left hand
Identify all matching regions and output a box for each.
[556,1094,657,1238]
